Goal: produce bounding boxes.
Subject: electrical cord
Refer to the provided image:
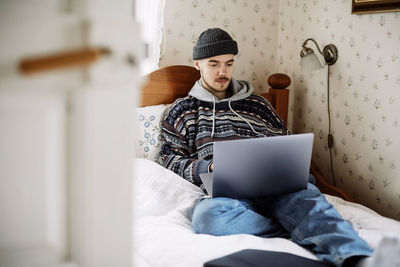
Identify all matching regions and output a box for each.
[327,65,336,186]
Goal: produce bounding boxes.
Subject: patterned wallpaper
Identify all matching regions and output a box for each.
[160,0,400,220]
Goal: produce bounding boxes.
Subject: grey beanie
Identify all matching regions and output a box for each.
[193,28,238,60]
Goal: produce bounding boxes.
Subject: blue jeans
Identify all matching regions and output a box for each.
[192,183,373,266]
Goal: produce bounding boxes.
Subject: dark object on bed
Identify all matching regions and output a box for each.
[204,249,334,267]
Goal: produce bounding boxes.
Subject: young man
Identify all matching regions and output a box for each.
[158,28,399,267]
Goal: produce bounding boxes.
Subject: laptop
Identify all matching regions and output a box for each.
[199,133,314,199]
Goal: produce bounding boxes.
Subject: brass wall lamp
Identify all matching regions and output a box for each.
[299,38,339,185]
[300,38,338,70]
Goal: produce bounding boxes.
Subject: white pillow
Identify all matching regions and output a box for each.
[133,158,205,218]
[135,104,168,160]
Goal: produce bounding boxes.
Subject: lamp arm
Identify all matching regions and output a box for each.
[302,38,324,56]
[302,38,338,66]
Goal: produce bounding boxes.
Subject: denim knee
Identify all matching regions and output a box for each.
[192,197,251,235]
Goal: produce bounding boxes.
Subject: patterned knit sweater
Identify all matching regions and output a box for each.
[158,78,288,191]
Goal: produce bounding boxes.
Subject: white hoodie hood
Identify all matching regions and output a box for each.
[188,78,253,102]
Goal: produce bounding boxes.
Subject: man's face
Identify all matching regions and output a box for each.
[194,54,235,97]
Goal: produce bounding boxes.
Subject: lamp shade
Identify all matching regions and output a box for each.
[300,52,324,72]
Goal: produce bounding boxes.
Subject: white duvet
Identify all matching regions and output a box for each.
[132,158,400,267]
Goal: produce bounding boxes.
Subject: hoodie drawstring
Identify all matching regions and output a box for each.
[228,100,264,137]
[211,96,216,138]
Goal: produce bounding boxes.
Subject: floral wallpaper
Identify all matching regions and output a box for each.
[160,0,400,220]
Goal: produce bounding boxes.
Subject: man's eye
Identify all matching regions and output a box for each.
[210,64,217,67]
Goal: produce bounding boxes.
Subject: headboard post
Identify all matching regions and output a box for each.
[270,88,289,125]
[262,73,291,125]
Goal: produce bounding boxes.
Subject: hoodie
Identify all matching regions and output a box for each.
[158,78,287,191]
[190,78,264,138]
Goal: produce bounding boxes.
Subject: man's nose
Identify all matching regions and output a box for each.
[218,65,227,76]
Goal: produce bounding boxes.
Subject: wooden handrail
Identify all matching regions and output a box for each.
[19,47,111,74]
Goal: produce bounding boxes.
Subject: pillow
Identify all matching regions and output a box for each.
[135,104,168,160]
[133,158,205,218]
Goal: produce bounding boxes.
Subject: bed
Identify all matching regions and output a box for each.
[133,65,400,267]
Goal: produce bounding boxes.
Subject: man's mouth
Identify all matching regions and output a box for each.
[216,78,229,83]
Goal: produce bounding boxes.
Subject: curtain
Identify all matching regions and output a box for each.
[135,0,165,75]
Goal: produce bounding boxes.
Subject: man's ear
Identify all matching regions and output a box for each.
[194,60,200,70]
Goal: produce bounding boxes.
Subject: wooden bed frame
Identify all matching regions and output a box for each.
[140,65,353,202]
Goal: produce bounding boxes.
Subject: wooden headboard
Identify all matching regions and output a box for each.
[140,65,289,125]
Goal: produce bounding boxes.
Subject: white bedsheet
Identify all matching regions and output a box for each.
[132,158,400,267]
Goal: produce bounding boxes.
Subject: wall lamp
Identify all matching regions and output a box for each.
[300,38,339,185]
[300,38,338,71]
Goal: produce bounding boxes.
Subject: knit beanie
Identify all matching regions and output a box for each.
[193,28,238,60]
